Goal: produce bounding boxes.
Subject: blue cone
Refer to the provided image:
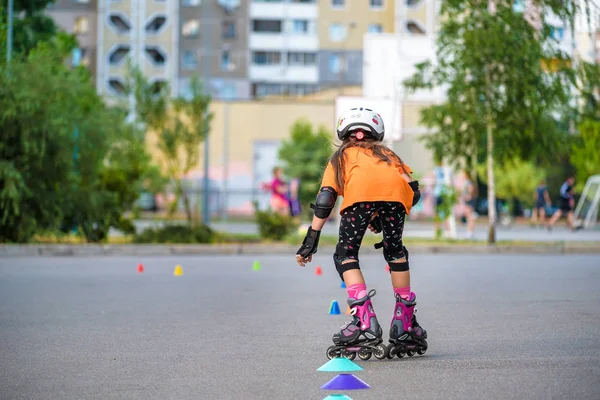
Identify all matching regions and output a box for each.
[340,281,346,289]
[321,374,370,390]
[318,358,363,372]
[329,300,340,315]
[323,395,353,400]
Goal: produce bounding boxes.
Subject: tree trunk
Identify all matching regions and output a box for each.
[485,67,496,244]
[176,179,193,225]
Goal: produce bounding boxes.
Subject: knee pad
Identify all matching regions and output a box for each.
[388,260,409,272]
[383,244,408,264]
[334,244,360,280]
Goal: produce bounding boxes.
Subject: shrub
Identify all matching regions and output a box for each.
[133,224,214,244]
[253,202,298,241]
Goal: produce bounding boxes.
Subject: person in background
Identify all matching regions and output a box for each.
[261,167,290,216]
[546,176,575,231]
[530,179,551,227]
[288,178,302,220]
[462,170,477,239]
[433,160,450,235]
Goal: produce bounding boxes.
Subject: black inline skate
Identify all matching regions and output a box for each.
[386,292,428,359]
[326,289,387,361]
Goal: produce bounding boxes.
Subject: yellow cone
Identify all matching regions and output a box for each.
[174,264,183,276]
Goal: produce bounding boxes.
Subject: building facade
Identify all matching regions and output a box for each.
[95,0,179,98]
[317,0,395,89]
[248,0,320,97]
[179,0,251,100]
[46,0,98,82]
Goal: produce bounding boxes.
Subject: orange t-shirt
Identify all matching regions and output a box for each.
[320,147,415,215]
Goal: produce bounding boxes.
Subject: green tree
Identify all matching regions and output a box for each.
[571,119,600,190]
[5,0,59,57]
[278,119,333,213]
[477,158,545,207]
[126,65,213,224]
[404,0,576,243]
[0,36,156,242]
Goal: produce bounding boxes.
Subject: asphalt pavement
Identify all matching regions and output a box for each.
[1,254,599,399]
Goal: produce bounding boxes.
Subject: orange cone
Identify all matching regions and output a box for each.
[345,305,351,314]
[137,263,144,273]
[315,266,323,276]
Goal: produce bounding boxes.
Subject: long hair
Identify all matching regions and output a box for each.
[329,138,410,190]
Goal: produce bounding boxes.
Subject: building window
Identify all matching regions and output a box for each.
[551,26,565,41]
[73,16,89,35]
[370,0,384,8]
[331,0,345,7]
[146,15,167,34]
[329,54,340,73]
[182,19,200,37]
[222,20,236,38]
[329,23,346,42]
[108,78,127,96]
[72,47,88,67]
[406,21,425,35]
[292,19,309,34]
[108,45,130,65]
[252,51,281,65]
[74,0,90,3]
[368,24,383,33]
[182,0,201,5]
[182,51,197,69]
[108,14,131,34]
[145,46,166,65]
[252,19,282,33]
[287,52,317,66]
[221,50,232,70]
[291,0,314,3]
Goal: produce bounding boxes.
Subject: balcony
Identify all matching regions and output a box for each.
[249,64,318,83]
[250,1,317,19]
[249,33,318,50]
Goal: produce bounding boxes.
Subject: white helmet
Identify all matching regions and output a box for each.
[336,107,385,141]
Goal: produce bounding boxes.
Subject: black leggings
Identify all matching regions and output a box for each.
[337,201,407,263]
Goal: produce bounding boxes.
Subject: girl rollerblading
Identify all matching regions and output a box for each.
[295,107,428,360]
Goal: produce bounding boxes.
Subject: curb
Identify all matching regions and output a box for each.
[1,243,599,257]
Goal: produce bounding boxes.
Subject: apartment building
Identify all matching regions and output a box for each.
[318,0,395,89]
[95,0,179,98]
[179,0,250,100]
[46,0,98,81]
[248,0,320,97]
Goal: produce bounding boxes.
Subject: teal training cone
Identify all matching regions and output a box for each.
[323,395,353,400]
[329,300,341,315]
[318,358,363,372]
[340,281,346,289]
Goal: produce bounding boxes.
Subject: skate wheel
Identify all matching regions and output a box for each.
[342,349,356,361]
[397,351,405,358]
[358,349,372,361]
[373,344,387,360]
[407,350,415,357]
[417,341,428,355]
[385,344,395,359]
[326,347,338,360]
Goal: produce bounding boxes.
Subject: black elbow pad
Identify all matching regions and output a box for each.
[310,187,338,218]
[408,180,421,206]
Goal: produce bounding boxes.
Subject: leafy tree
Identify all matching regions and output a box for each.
[404,0,576,243]
[6,0,58,56]
[126,65,213,225]
[571,119,600,190]
[476,158,545,207]
[0,35,156,242]
[278,119,333,213]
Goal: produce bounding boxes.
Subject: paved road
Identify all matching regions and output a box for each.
[1,254,599,399]
[132,219,600,242]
